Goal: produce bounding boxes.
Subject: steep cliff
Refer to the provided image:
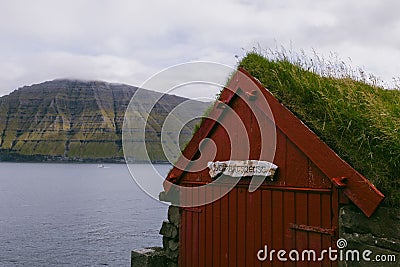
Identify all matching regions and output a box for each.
[0,79,209,162]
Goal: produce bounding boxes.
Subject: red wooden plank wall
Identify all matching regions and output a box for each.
[180,185,337,267]
[178,124,338,266]
[178,75,339,267]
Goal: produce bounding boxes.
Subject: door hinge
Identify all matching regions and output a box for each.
[290,223,336,236]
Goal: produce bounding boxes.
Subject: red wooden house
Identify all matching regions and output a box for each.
[162,68,384,267]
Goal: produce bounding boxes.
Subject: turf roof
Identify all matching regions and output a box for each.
[239,52,400,207]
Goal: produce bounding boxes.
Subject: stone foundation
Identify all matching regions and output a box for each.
[339,205,400,266]
[131,205,180,267]
[131,247,166,267]
[159,205,181,267]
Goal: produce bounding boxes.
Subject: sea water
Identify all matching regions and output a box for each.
[0,163,170,266]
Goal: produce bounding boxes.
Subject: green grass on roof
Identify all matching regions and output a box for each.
[239,52,400,207]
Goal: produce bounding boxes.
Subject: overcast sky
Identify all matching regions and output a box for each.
[1,0,400,97]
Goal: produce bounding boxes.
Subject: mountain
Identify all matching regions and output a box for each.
[0,79,210,162]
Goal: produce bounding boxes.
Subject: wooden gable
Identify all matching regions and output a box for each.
[164,68,384,217]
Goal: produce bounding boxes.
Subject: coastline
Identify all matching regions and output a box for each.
[0,153,170,164]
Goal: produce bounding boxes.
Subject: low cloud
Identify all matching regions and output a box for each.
[1,0,399,96]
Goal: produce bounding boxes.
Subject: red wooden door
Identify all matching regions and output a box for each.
[180,184,338,267]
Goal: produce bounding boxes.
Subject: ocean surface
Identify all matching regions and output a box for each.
[0,163,171,266]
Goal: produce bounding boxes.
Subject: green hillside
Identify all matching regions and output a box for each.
[0,79,210,163]
[239,52,400,207]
